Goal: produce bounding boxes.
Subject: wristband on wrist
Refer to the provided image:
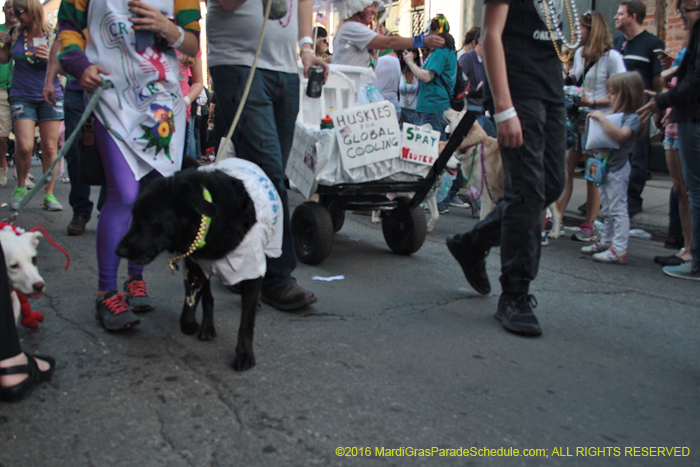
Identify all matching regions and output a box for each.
[592,100,597,109]
[412,34,425,49]
[183,96,191,106]
[299,36,313,48]
[170,25,185,49]
[493,107,517,124]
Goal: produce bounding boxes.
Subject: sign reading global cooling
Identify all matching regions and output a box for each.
[332,102,400,170]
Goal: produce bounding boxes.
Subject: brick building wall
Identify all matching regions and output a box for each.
[639,0,687,57]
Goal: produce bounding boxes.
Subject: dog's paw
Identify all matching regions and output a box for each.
[180,319,200,336]
[197,325,217,341]
[232,351,256,371]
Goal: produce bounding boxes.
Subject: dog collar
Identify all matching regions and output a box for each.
[168,186,213,271]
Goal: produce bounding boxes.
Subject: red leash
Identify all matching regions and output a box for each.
[0,222,70,270]
[29,227,70,270]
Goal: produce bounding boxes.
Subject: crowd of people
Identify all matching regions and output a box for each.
[1,0,700,402]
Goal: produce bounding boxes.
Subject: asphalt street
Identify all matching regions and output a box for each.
[0,168,698,467]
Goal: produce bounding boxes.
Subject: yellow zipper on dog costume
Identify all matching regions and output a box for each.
[168,186,213,271]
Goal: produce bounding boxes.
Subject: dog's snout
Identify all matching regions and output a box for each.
[33,281,45,293]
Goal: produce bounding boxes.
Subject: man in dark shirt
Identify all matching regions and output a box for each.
[613,0,664,216]
[447,0,566,337]
[458,30,496,137]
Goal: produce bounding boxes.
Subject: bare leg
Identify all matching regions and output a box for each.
[667,148,692,261]
[39,120,61,196]
[12,119,36,188]
[584,180,600,226]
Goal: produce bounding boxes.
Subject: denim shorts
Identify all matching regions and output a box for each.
[9,96,64,123]
[663,134,680,150]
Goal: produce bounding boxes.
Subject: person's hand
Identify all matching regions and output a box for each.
[80,64,111,92]
[128,0,170,34]
[43,81,56,106]
[497,117,523,148]
[424,35,444,49]
[34,44,49,60]
[588,110,605,121]
[301,53,329,84]
[656,51,673,70]
[0,31,11,47]
[579,89,594,107]
[637,93,660,124]
[403,50,415,63]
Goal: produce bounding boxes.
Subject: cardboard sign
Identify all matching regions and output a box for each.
[400,123,440,166]
[332,101,400,170]
[286,122,318,199]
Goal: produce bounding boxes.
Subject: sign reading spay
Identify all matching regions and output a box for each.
[401,123,440,166]
[332,102,400,170]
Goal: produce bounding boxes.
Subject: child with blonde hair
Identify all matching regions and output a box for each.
[582,71,646,263]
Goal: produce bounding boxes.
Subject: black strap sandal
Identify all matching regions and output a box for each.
[0,353,55,402]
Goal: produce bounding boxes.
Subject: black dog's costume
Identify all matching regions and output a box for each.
[195,158,283,285]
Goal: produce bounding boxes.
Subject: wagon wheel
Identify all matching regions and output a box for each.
[381,197,427,255]
[292,202,334,264]
[329,205,345,233]
[320,196,345,233]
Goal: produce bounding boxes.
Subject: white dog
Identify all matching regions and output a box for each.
[0,227,45,325]
[444,109,562,237]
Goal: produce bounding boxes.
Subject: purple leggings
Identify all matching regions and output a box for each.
[94,119,158,291]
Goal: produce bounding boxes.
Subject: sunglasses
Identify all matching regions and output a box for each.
[12,8,24,15]
[678,6,700,17]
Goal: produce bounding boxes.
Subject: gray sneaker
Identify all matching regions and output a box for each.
[42,194,63,211]
[124,275,155,312]
[95,291,141,331]
[10,186,27,210]
[0,167,7,187]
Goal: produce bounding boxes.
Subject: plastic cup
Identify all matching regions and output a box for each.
[33,38,48,49]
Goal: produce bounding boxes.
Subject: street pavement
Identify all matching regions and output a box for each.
[0,163,697,467]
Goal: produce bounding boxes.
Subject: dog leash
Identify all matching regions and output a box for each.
[6,81,114,219]
[0,222,69,270]
[213,0,273,166]
[460,142,494,203]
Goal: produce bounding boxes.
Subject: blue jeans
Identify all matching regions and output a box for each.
[64,88,93,216]
[417,112,448,141]
[677,121,700,266]
[185,115,197,159]
[209,65,299,292]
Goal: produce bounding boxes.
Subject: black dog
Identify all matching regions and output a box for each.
[116,165,266,371]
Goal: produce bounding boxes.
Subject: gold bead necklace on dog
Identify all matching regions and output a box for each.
[168,187,213,271]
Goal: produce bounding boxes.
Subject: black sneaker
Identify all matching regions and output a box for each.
[495,293,542,336]
[124,275,155,312]
[96,291,141,331]
[446,234,491,295]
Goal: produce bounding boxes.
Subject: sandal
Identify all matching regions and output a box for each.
[0,353,55,402]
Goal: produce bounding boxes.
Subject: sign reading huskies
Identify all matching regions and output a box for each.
[332,102,400,171]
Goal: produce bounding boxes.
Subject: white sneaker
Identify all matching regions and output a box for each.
[0,167,7,187]
[24,176,35,189]
[593,247,627,264]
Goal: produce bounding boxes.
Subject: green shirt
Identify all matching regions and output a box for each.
[0,24,13,90]
[416,47,457,114]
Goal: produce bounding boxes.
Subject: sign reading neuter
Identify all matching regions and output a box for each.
[400,124,440,166]
[332,102,400,170]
